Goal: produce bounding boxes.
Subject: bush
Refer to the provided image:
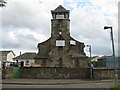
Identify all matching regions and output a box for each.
[109,84,120,90]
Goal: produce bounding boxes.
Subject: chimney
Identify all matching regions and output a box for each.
[20,52,21,55]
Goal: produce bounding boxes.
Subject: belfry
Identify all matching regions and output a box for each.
[34,5,88,68]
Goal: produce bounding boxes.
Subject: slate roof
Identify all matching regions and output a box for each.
[13,52,36,60]
[0,50,15,56]
[0,50,15,61]
[69,51,87,58]
[51,5,69,12]
[34,53,49,59]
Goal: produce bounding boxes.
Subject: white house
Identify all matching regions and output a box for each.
[13,52,36,67]
[0,50,15,67]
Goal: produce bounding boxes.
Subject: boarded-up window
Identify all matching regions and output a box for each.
[56,40,65,46]
[70,40,76,45]
[56,15,64,19]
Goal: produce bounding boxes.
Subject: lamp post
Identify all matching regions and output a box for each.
[87,45,93,79]
[104,26,117,82]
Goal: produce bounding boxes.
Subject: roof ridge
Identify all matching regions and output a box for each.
[24,52,36,54]
[13,52,36,60]
[55,5,66,11]
[51,5,69,12]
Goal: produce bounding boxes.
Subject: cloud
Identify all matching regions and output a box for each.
[2,28,49,50]
[69,0,118,56]
[1,0,118,56]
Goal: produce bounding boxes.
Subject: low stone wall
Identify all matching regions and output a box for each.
[93,68,120,79]
[2,67,13,79]
[20,67,90,79]
[3,67,120,79]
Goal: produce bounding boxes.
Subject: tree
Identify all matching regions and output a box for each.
[0,0,7,7]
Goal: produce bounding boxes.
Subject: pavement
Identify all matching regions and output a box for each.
[1,79,118,85]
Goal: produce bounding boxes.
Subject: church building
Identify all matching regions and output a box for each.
[34,5,88,68]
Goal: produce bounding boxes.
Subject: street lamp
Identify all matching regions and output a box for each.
[87,45,91,58]
[104,26,117,81]
[86,45,93,79]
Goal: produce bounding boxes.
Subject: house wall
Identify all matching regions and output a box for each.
[7,52,15,62]
[17,59,35,67]
[2,55,7,62]
[79,59,88,68]
[35,58,88,68]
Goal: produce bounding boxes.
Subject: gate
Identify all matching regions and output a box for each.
[13,67,20,78]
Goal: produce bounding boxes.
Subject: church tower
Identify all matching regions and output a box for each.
[51,5,70,36]
[35,5,88,68]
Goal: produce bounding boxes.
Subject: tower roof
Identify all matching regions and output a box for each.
[51,5,69,12]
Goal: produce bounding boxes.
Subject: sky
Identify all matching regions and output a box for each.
[0,0,119,57]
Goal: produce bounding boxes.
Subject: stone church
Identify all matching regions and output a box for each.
[34,5,88,68]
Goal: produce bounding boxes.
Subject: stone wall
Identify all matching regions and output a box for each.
[35,18,87,68]
[3,67,120,79]
[93,68,120,79]
[2,67,13,79]
[20,67,90,79]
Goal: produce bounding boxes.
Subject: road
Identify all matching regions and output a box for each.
[2,82,114,88]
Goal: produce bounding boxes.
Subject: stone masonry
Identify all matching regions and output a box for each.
[34,5,88,68]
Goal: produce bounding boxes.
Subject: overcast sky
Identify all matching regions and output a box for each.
[0,0,119,57]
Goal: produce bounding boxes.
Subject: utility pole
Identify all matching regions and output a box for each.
[104,26,117,82]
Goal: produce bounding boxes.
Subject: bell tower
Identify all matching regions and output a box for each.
[51,5,69,19]
[35,5,87,68]
[51,5,70,37]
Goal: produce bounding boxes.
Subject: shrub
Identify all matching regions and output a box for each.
[109,84,120,90]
